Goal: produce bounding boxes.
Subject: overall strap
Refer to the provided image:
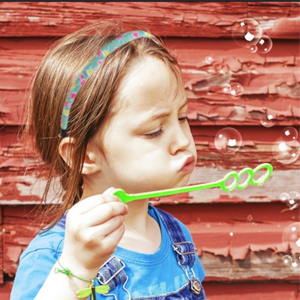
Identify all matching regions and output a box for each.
[56,212,67,229]
[155,207,203,296]
[154,207,197,267]
[96,256,128,291]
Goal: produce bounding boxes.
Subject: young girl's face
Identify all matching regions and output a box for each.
[93,56,197,194]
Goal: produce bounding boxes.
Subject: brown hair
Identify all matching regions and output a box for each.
[26,21,182,230]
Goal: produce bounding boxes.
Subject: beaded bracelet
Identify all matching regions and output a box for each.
[54,257,109,299]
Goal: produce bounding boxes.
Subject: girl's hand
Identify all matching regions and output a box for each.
[59,188,128,279]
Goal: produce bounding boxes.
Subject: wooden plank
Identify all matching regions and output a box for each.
[2,205,47,276]
[1,125,299,204]
[161,203,300,259]
[1,281,299,300]
[0,38,299,126]
[0,206,3,284]
[0,2,299,38]
[0,282,13,300]
[200,251,299,281]
[0,2,299,299]
[2,204,300,281]
[0,36,299,205]
[0,155,299,204]
[203,281,300,300]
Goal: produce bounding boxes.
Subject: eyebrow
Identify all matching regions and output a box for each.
[140,99,189,124]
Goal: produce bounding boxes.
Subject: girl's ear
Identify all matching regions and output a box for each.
[59,138,101,174]
[58,137,76,169]
[81,143,102,175]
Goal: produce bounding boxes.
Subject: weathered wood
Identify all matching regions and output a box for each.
[0,206,3,284]
[1,124,299,204]
[0,282,13,300]
[1,35,299,205]
[2,205,49,276]
[161,203,300,258]
[0,2,299,299]
[2,204,299,282]
[203,281,300,300]
[1,163,299,205]
[200,251,299,281]
[0,2,299,39]
[1,37,299,126]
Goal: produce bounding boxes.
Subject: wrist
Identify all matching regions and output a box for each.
[58,253,99,282]
[54,256,110,299]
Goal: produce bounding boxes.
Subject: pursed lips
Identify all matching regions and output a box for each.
[179,155,196,173]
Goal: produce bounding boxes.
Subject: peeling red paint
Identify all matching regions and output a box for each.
[0,2,300,299]
[162,203,300,260]
[0,2,299,38]
[204,281,300,300]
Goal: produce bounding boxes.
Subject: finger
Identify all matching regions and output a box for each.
[103,187,119,195]
[83,201,128,227]
[102,223,126,251]
[72,193,121,215]
[85,215,125,241]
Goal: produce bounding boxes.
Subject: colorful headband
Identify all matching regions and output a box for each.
[60,30,155,138]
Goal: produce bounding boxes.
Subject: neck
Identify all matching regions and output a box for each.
[119,199,161,254]
[124,199,150,231]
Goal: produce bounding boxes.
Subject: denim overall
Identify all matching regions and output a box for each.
[95,208,206,300]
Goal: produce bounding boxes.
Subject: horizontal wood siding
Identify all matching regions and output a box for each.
[0,2,299,38]
[0,2,299,299]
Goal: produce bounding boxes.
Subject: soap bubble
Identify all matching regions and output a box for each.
[222,83,232,94]
[279,192,290,202]
[282,222,300,250]
[289,191,300,201]
[281,127,298,143]
[230,82,244,97]
[231,18,262,48]
[250,45,257,53]
[282,254,293,266]
[272,139,300,164]
[279,191,300,209]
[214,127,242,155]
[282,254,300,271]
[256,35,273,54]
[291,260,299,269]
[205,56,214,65]
[260,113,276,128]
[287,191,300,208]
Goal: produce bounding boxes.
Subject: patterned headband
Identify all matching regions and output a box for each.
[60,30,155,138]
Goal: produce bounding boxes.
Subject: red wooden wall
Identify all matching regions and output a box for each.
[0,2,299,299]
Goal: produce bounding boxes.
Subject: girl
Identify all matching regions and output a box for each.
[10,22,206,300]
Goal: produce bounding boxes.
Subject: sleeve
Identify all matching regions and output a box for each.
[10,233,63,300]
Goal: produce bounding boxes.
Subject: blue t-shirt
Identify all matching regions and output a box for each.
[10,205,205,300]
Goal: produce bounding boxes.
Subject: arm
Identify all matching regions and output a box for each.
[35,192,128,300]
[11,192,127,300]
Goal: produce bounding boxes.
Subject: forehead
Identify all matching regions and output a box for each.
[114,56,185,114]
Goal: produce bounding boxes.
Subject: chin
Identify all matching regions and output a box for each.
[178,173,193,187]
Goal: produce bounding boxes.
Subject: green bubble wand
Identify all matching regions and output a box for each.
[113,163,273,203]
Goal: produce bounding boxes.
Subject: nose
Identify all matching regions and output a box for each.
[169,122,192,155]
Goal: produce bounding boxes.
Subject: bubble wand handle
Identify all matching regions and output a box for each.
[113,163,273,204]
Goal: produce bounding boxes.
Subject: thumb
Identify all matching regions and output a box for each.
[103,187,119,196]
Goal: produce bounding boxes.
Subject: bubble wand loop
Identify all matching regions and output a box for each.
[113,163,273,204]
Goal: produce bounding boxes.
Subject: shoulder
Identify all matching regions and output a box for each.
[10,225,65,300]
[150,205,194,241]
[21,224,65,260]
[150,205,206,281]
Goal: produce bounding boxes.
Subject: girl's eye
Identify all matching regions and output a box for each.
[144,128,163,139]
[179,116,188,123]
